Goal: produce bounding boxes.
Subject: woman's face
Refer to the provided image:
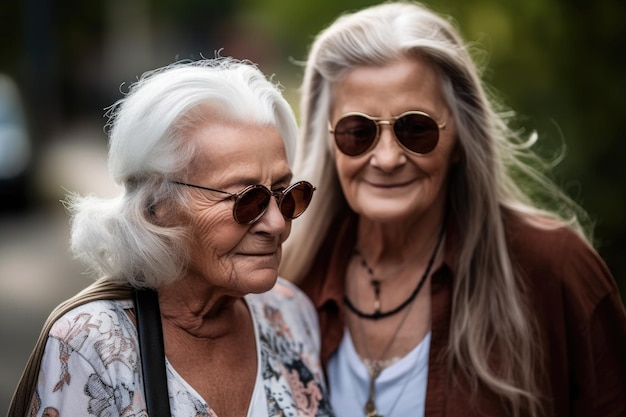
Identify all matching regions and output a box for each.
[177,118,293,295]
[330,57,459,226]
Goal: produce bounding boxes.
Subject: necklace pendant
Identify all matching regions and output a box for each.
[365,399,384,417]
[365,364,384,417]
[368,363,382,379]
[346,228,445,321]
[371,279,382,315]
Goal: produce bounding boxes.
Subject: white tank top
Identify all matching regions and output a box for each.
[328,329,430,417]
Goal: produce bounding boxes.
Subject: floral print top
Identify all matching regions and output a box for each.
[28,278,334,417]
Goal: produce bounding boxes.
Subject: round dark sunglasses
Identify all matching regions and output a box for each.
[329,111,447,157]
[172,180,316,224]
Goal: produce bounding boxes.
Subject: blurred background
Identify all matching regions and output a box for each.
[0,0,624,411]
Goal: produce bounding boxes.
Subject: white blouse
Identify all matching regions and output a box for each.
[328,329,431,417]
[28,278,333,417]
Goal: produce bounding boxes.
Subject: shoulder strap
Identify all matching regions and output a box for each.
[134,288,171,417]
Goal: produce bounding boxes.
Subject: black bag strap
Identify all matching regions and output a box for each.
[134,288,172,417]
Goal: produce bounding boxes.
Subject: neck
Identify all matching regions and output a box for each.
[345,221,445,321]
[158,275,248,340]
[356,211,445,269]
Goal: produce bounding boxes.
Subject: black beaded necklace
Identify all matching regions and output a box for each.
[343,224,445,321]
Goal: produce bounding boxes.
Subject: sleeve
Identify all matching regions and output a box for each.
[294,281,323,356]
[31,336,118,417]
[258,278,334,416]
[28,302,143,417]
[276,278,325,384]
[563,239,626,417]
[586,291,626,416]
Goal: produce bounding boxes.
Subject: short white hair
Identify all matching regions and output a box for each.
[67,57,298,288]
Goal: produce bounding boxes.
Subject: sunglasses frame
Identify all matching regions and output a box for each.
[172,180,315,224]
[329,110,447,157]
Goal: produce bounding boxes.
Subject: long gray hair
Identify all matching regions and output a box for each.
[280,2,591,416]
[67,57,298,288]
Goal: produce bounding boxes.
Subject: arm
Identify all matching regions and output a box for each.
[563,239,626,417]
[31,337,121,417]
[30,301,143,417]
[573,290,626,417]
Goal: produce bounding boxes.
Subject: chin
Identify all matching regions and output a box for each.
[352,195,413,219]
[358,206,413,224]
[246,269,279,294]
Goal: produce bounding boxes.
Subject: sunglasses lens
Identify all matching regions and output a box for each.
[394,113,439,154]
[333,115,377,156]
[234,186,270,224]
[280,182,315,219]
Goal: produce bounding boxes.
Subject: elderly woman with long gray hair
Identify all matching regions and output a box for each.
[280,2,626,416]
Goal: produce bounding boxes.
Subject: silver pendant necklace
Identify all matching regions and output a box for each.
[355,227,445,417]
[365,363,384,417]
[357,276,417,417]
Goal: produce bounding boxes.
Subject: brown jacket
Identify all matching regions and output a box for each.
[300,211,626,416]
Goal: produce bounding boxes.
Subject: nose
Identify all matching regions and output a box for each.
[370,125,406,171]
[254,196,287,234]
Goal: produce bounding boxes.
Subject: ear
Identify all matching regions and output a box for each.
[147,199,177,227]
[146,202,157,218]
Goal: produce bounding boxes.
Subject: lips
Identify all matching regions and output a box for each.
[243,248,279,257]
[366,178,417,188]
[247,252,275,257]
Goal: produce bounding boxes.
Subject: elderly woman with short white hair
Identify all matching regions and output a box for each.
[9,57,333,417]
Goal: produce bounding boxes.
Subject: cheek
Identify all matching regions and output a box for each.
[334,154,362,185]
[333,155,367,211]
[191,210,244,259]
[425,132,460,173]
[280,221,293,245]
[413,153,455,185]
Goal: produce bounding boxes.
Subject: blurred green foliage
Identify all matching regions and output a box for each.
[0,0,624,299]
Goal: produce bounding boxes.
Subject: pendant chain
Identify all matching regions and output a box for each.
[358,283,416,417]
[344,224,445,320]
[352,225,446,417]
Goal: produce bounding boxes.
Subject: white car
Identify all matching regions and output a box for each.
[0,74,32,211]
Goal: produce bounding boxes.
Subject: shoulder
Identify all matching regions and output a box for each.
[504,215,618,319]
[505,216,584,264]
[51,299,133,326]
[505,215,610,280]
[247,277,320,342]
[248,278,318,326]
[252,277,315,309]
[250,282,331,415]
[34,299,143,415]
[48,299,135,351]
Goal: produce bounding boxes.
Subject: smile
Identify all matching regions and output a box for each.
[366,178,417,188]
[245,251,277,257]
